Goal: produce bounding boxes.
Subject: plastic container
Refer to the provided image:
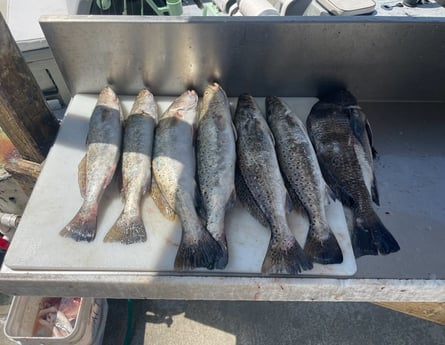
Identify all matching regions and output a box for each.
[4,297,107,345]
[316,0,375,15]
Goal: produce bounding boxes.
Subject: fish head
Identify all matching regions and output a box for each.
[234,94,270,135]
[129,88,157,120]
[163,90,198,125]
[199,82,229,120]
[265,96,293,123]
[96,86,120,111]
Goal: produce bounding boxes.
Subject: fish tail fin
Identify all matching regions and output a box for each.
[59,203,97,242]
[262,234,313,275]
[103,210,147,244]
[206,222,229,269]
[304,225,343,265]
[352,209,400,258]
[213,235,229,270]
[174,224,223,271]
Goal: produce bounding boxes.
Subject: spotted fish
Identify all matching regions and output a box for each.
[104,89,157,244]
[60,86,122,242]
[151,90,223,270]
[234,94,313,274]
[196,83,236,269]
[266,96,343,265]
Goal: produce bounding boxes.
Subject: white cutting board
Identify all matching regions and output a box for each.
[4,94,356,276]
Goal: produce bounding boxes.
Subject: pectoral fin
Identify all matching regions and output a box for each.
[371,172,380,206]
[365,119,378,159]
[150,177,177,221]
[77,154,87,198]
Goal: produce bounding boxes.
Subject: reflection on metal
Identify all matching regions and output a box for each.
[39,16,445,101]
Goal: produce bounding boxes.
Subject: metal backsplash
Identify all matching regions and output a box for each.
[40,16,445,101]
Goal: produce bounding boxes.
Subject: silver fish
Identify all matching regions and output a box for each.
[104,89,157,244]
[235,94,313,274]
[60,86,122,242]
[266,96,343,265]
[307,90,400,257]
[196,83,236,269]
[152,90,222,270]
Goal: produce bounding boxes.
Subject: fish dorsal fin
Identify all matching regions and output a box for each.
[348,106,365,143]
[195,182,206,221]
[325,183,337,203]
[226,188,237,211]
[285,192,293,214]
[265,123,275,146]
[231,121,238,141]
[365,119,378,159]
[371,172,380,206]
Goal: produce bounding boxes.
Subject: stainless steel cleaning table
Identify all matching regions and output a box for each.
[0,16,444,301]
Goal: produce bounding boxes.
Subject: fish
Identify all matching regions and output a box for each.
[104,89,157,244]
[234,94,313,274]
[60,86,122,242]
[151,90,223,270]
[196,83,236,269]
[265,96,343,265]
[306,89,400,258]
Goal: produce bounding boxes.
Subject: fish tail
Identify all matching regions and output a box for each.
[174,225,223,271]
[262,234,313,275]
[352,209,400,258]
[304,225,343,265]
[59,203,97,242]
[213,235,229,270]
[206,223,229,269]
[103,210,147,244]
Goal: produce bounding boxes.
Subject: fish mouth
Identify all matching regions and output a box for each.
[129,89,155,116]
[186,89,198,101]
[180,90,198,109]
[265,95,282,121]
[204,82,222,97]
[236,94,257,111]
[234,94,264,125]
[97,86,120,110]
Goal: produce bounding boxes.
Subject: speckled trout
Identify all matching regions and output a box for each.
[104,89,157,244]
[151,90,222,270]
[196,83,236,269]
[234,94,313,274]
[60,86,122,242]
[266,96,343,265]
